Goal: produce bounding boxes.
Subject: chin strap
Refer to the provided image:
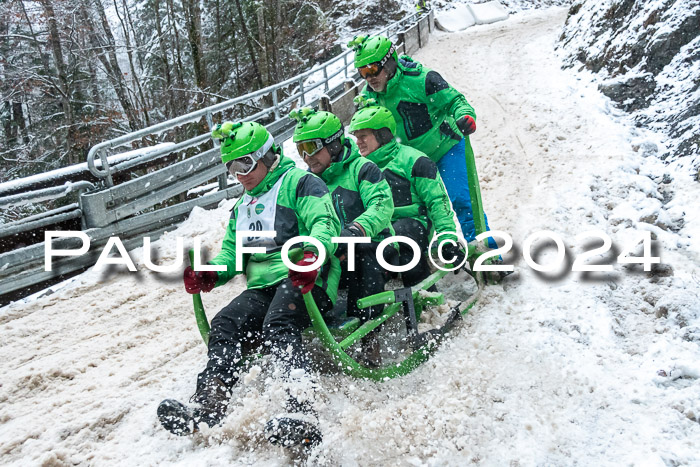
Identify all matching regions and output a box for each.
[268,154,281,172]
[331,138,351,163]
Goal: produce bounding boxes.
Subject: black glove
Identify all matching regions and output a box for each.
[456,115,476,136]
[340,223,364,238]
[336,223,364,259]
[441,243,467,273]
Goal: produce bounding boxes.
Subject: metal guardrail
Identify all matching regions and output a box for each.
[0,9,435,300]
[86,9,428,188]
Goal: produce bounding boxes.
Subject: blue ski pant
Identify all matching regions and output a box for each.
[437,138,497,249]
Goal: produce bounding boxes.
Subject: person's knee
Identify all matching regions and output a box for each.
[263,300,310,344]
[209,313,230,334]
[392,219,428,249]
[391,218,412,237]
[263,312,300,340]
[452,199,474,221]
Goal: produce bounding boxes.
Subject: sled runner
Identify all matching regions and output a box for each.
[189,247,486,380]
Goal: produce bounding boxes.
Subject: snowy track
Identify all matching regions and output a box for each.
[2,8,699,466]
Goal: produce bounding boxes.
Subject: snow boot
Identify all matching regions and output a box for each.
[157,399,197,435]
[157,376,230,435]
[484,259,514,283]
[265,391,322,448]
[265,414,322,448]
[358,332,382,368]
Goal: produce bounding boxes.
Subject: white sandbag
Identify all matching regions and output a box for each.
[435,4,476,32]
[467,1,509,25]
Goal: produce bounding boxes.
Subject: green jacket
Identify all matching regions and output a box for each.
[210,155,341,303]
[361,56,475,163]
[318,139,394,243]
[366,139,457,242]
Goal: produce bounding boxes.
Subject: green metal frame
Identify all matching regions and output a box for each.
[301,268,484,380]
[188,250,211,345]
[465,141,487,242]
[188,249,484,381]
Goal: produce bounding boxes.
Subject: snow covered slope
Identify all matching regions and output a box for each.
[1,7,699,466]
[559,0,700,168]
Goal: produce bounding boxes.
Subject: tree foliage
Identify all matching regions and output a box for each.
[0,0,337,182]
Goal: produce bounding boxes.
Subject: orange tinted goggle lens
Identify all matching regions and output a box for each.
[296,140,322,159]
[358,62,382,79]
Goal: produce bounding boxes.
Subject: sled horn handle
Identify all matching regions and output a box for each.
[189,249,211,345]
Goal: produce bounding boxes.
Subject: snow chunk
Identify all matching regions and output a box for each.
[468,1,510,25]
[436,4,476,32]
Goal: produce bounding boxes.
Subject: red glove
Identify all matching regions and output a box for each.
[456,115,476,136]
[288,252,320,294]
[183,266,218,294]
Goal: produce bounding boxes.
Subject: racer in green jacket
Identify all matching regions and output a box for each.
[349,100,467,287]
[290,107,395,328]
[158,121,340,448]
[348,35,497,249]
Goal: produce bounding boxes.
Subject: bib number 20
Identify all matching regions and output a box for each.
[248,221,264,241]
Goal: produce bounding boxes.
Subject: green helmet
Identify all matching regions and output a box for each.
[348,35,397,68]
[211,121,273,163]
[348,97,396,135]
[290,107,344,144]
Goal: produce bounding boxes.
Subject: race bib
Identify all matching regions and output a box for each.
[236,170,289,249]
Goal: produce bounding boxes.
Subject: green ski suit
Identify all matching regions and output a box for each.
[360,55,475,163]
[365,139,458,287]
[365,139,457,241]
[317,139,394,321]
[318,139,394,242]
[199,154,342,387]
[361,55,497,246]
[210,154,341,302]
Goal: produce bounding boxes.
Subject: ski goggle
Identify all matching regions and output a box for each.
[358,62,383,79]
[224,133,275,176]
[296,139,324,159]
[357,46,395,80]
[226,155,256,176]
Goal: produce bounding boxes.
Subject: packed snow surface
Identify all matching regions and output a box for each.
[2,7,700,466]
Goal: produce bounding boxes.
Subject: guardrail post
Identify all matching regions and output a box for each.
[204,111,214,130]
[272,88,280,119]
[217,169,228,190]
[344,54,348,78]
[299,78,305,106]
[78,187,89,230]
[101,150,114,187]
[205,110,227,190]
[323,66,329,92]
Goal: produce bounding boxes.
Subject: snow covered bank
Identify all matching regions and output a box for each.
[559,0,700,170]
[1,7,699,466]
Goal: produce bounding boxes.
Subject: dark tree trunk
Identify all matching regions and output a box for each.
[153,0,175,118]
[79,0,140,132]
[234,0,265,89]
[184,0,207,95]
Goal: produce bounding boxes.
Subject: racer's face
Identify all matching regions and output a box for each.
[365,67,389,93]
[353,129,380,156]
[236,159,268,190]
[303,145,332,174]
